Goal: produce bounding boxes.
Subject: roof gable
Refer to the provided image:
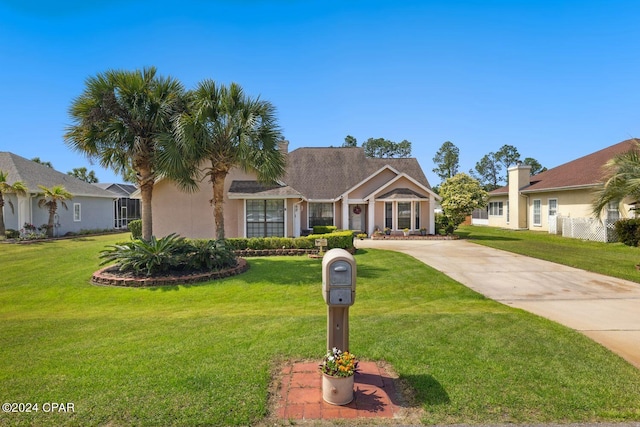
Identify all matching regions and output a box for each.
[283,147,431,200]
[0,152,115,198]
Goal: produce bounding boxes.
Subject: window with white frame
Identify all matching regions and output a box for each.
[384,200,422,230]
[73,203,81,222]
[607,201,620,221]
[548,199,558,217]
[397,202,411,229]
[506,201,510,223]
[488,201,503,216]
[246,199,284,237]
[385,202,393,229]
[308,202,333,227]
[533,199,541,226]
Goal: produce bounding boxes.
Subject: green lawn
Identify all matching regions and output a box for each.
[1,234,640,426]
[457,225,640,283]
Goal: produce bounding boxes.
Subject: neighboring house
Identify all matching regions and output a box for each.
[485,139,638,241]
[0,152,116,236]
[94,183,141,229]
[150,144,440,239]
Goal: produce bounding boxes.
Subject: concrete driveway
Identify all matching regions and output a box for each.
[356,238,640,369]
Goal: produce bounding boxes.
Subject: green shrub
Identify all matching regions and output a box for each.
[292,237,314,249]
[225,232,352,251]
[224,238,248,250]
[614,218,640,246]
[128,220,142,240]
[99,234,237,277]
[313,225,337,234]
[307,230,354,250]
[4,229,19,239]
[185,239,237,270]
[100,233,186,276]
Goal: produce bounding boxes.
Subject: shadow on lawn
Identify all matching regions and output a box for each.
[143,250,391,291]
[402,374,450,406]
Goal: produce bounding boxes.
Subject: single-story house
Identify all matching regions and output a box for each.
[94,183,141,229]
[150,143,440,239]
[486,139,638,241]
[0,152,116,236]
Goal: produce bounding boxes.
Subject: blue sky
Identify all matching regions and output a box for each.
[2,0,640,187]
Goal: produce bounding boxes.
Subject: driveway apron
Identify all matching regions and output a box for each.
[356,238,640,369]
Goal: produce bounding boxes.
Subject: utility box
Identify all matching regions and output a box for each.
[321,248,356,352]
[322,249,356,306]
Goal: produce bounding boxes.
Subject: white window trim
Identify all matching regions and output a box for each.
[548,198,558,217]
[73,203,81,222]
[307,201,335,228]
[488,201,503,216]
[533,199,541,226]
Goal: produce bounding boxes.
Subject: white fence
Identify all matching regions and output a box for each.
[549,215,618,243]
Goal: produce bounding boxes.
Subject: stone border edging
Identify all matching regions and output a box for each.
[91,258,249,287]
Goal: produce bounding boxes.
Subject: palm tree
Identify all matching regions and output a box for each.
[37,185,73,237]
[64,66,186,240]
[592,140,640,219]
[172,80,285,239]
[0,170,28,239]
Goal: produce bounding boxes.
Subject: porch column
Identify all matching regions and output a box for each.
[342,197,349,230]
[367,199,375,235]
[429,195,436,235]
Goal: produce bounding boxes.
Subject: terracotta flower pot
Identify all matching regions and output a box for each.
[322,373,354,405]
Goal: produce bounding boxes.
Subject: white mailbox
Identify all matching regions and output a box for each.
[322,248,356,306]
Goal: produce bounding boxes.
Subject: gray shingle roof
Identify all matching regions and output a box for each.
[0,152,116,198]
[95,183,138,197]
[228,180,302,198]
[283,147,431,200]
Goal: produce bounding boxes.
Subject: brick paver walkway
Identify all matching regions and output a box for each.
[276,361,401,421]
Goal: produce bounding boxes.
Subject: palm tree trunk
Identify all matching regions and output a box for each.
[47,204,56,238]
[140,181,153,241]
[212,172,226,239]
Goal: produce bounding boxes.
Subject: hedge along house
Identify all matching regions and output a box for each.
[148,144,439,239]
[486,139,639,242]
[0,152,116,236]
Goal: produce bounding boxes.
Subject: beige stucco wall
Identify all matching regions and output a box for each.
[488,187,635,233]
[349,168,397,199]
[526,189,634,232]
[487,195,509,228]
[152,167,258,239]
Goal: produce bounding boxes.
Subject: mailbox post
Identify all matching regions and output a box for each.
[322,248,356,352]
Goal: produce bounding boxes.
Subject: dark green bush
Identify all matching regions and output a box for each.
[4,229,19,239]
[186,239,237,270]
[224,231,352,251]
[307,230,354,250]
[313,225,338,234]
[128,220,142,240]
[100,234,237,276]
[614,218,640,246]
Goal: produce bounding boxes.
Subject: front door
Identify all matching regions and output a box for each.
[349,205,365,232]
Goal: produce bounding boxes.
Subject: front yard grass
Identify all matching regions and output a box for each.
[1,234,640,426]
[457,225,640,283]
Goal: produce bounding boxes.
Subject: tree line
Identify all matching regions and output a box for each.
[431,141,547,191]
